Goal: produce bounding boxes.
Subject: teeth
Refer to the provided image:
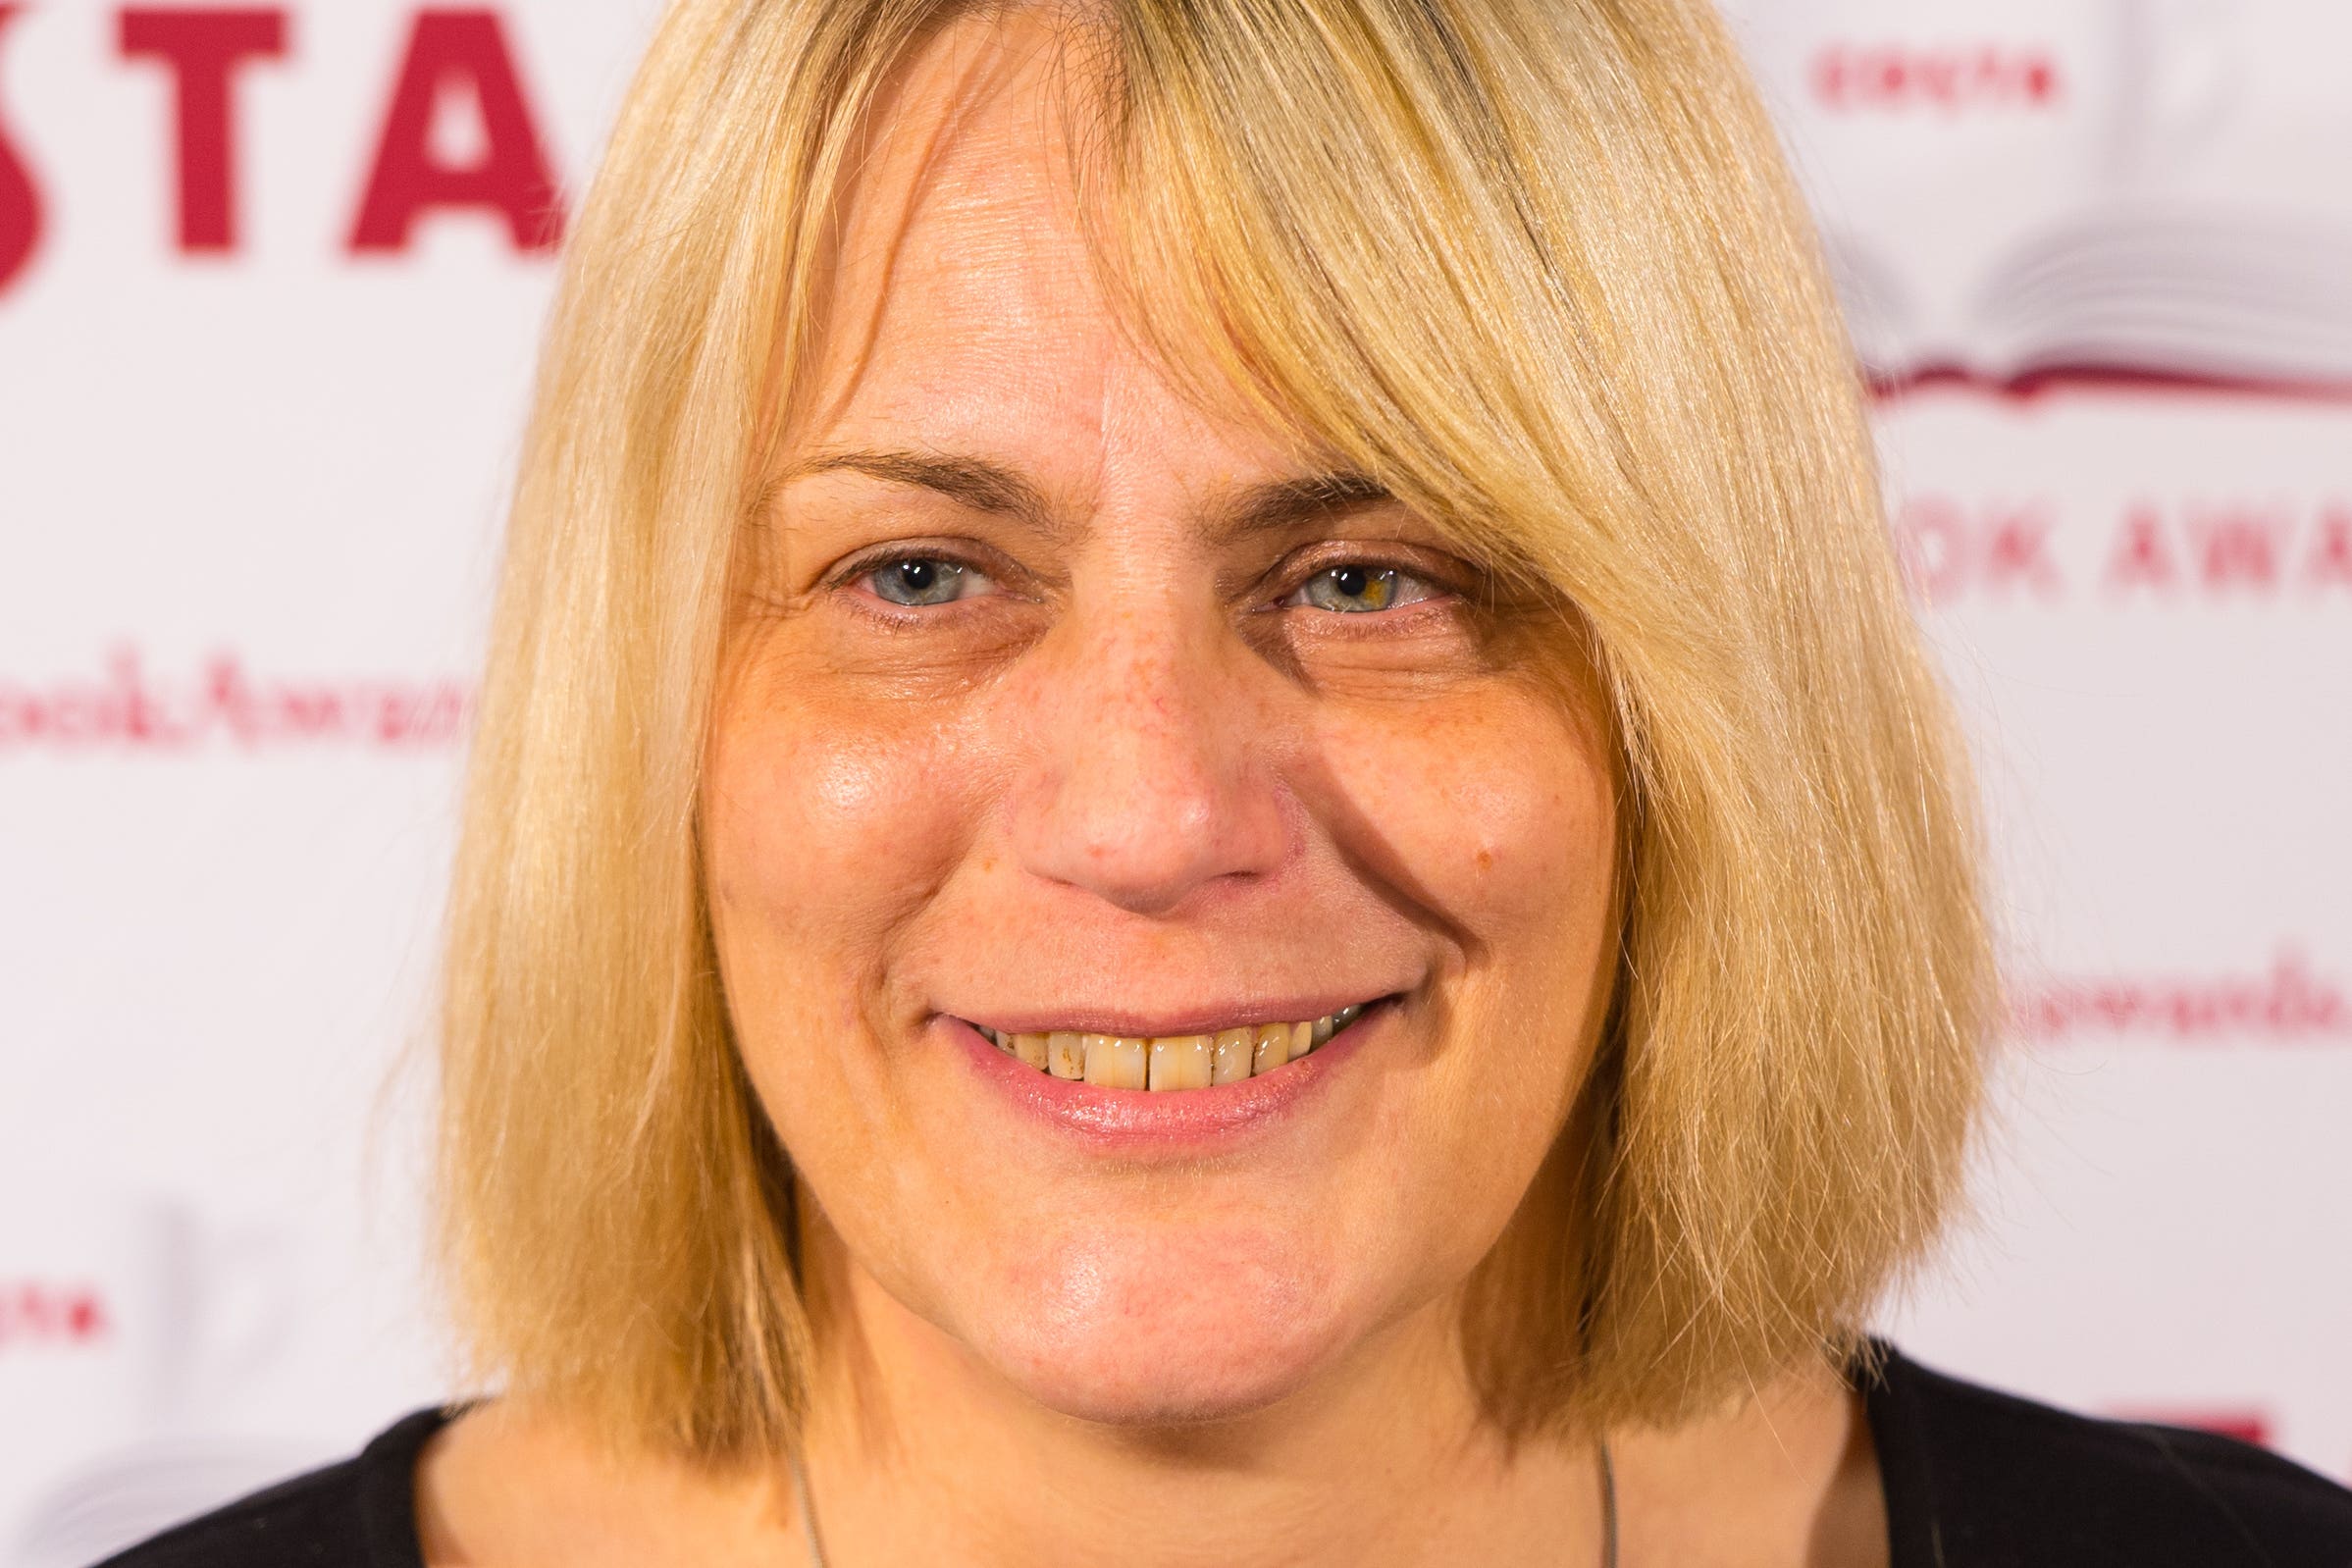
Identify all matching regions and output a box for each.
[1078,1032,1115,1085]
[1147,1034,1212,1091]
[1214,1026,1254,1082]
[1210,1027,1253,1084]
[1083,1033,1148,1089]
[977,1005,1376,1090]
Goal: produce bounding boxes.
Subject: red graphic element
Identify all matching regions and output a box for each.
[1813,42,2063,112]
[0,1281,112,1348]
[2011,952,2351,1045]
[0,647,472,751]
[1893,497,2061,606]
[1871,363,2352,406]
[348,8,563,254]
[119,7,290,253]
[2113,1410,2273,1448]
[0,3,45,296]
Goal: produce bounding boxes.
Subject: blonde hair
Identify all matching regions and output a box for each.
[438,0,1993,1456]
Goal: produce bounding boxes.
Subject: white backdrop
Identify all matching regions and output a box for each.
[1,2,2345,1560]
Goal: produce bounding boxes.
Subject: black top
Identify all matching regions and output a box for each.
[93,1341,2352,1567]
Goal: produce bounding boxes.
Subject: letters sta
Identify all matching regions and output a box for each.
[0,5,568,283]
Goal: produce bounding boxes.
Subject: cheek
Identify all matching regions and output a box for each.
[1311,680,1618,1184]
[702,677,976,1028]
[1314,688,1614,951]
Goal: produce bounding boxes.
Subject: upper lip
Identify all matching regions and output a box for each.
[951,993,1397,1038]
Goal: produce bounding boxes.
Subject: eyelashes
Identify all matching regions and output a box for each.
[831,541,1467,622]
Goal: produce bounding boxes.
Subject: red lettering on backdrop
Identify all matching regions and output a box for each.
[1812,43,2065,112]
[119,7,289,252]
[1894,497,2062,604]
[2188,502,2288,589]
[2106,502,2178,591]
[0,1281,112,1347]
[0,648,473,750]
[2311,507,2352,590]
[0,4,45,295]
[348,9,562,253]
[2107,499,2352,596]
[2011,951,2351,1044]
[1894,497,1966,603]
[1983,508,2061,594]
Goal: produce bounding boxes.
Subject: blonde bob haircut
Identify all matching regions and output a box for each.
[439,0,1994,1457]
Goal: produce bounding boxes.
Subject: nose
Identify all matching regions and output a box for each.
[1003,601,1294,917]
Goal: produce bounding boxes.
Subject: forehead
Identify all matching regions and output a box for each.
[788,9,1305,491]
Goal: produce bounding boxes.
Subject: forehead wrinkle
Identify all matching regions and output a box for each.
[777,13,1386,557]
[1094,339,1393,546]
[792,12,1097,448]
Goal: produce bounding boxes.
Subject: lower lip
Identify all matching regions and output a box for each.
[948,1012,1380,1151]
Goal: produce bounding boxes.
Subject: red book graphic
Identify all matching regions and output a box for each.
[1730,0,2352,397]
[0,3,45,297]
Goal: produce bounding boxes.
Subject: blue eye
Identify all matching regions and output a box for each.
[1286,563,1435,612]
[867,557,988,606]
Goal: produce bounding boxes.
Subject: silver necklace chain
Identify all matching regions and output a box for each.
[1598,1438,1618,1560]
[789,1437,1619,1567]
[789,1444,827,1568]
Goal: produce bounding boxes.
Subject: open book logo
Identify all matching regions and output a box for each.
[1750,0,2352,399]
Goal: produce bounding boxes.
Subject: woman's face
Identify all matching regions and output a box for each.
[704,14,1619,1427]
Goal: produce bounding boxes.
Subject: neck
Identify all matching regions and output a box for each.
[792,1209,1611,1568]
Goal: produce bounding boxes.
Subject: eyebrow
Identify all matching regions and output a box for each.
[1213,468,1394,540]
[782,446,1392,540]
[789,447,1048,518]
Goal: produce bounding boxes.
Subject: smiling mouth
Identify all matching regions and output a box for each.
[969,1003,1375,1090]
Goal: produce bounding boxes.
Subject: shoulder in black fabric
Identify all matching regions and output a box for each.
[87,1408,453,1568]
[1860,1339,2352,1568]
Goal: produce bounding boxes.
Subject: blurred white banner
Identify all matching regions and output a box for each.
[1,3,2346,1558]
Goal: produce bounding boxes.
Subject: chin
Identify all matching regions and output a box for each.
[987,1318,1346,1428]
[968,1226,1360,1428]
